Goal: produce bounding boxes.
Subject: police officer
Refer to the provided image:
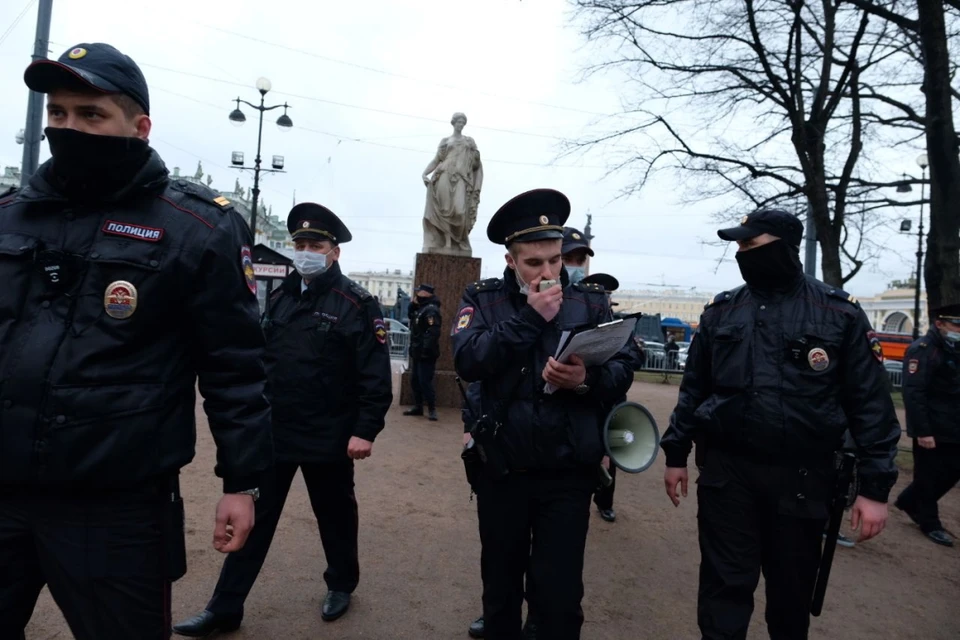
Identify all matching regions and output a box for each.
[660,209,901,640]
[894,303,960,547]
[561,226,593,285]
[453,189,640,640]
[581,272,622,524]
[404,283,443,421]
[173,204,393,635]
[0,43,272,640]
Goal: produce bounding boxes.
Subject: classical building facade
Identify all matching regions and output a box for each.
[612,289,715,324]
[347,269,413,306]
[857,281,928,335]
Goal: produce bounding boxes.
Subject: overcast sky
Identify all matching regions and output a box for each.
[0,0,927,297]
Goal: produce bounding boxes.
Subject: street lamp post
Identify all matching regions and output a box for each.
[898,154,929,339]
[228,77,293,235]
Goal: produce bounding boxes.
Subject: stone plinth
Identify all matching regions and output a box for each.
[400,252,481,408]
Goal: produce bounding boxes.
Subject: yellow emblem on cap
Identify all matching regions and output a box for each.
[68,47,87,60]
[741,216,749,225]
[104,281,138,320]
[573,233,581,240]
[302,221,310,228]
[539,215,549,225]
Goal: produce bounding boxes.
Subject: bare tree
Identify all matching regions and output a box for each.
[847,0,960,315]
[571,0,918,286]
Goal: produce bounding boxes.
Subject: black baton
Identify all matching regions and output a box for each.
[810,452,857,616]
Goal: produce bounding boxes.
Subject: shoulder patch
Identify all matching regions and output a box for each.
[373,318,388,345]
[454,306,475,334]
[467,277,503,294]
[241,245,257,295]
[866,330,883,363]
[348,281,373,301]
[169,180,235,214]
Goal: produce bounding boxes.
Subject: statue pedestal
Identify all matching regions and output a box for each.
[400,252,481,409]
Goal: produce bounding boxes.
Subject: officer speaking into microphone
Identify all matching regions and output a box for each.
[453,188,640,640]
[0,43,272,639]
[660,209,901,640]
[174,204,393,636]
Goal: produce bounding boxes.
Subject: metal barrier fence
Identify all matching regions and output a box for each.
[888,369,903,389]
[389,331,409,360]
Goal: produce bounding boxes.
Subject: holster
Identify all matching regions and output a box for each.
[472,415,510,481]
[461,439,484,492]
[162,474,187,582]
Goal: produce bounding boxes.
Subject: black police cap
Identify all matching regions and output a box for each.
[933,303,960,323]
[416,284,435,294]
[487,189,570,246]
[717,209,803,248]
[581,273,619,292]
[562,226,594,257]
[24,43,150,115]
[287,203,352,244]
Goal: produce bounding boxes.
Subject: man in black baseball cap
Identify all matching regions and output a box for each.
[1,43,274,639]
[660,207,900,638]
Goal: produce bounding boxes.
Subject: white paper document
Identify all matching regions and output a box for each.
[543,317,637,395]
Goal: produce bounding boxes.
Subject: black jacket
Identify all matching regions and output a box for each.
[452,267,641,471]
[902,329,960,444]
[410,297,442,360]
[661,275,901,502]
[0,153,272,492]
[262,262,392,462]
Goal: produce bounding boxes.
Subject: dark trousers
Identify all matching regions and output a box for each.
[207,460,359,616]
[410,358,437,410]
[0,489,171,640]
[477,467,594,640]
[593,461,617,511]
[696,451,829,640]
[896,440,960,533]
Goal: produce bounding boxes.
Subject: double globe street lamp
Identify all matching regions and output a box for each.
[229,77,293,234]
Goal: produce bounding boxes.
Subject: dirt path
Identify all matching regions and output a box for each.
[25,380,960,639]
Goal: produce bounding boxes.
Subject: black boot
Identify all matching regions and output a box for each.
[468,615,485,638]
[403,406,424,416]
[321,591,352,621]
[172,610,242,637]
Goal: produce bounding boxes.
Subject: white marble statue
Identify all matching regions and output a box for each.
[420,112,484,255]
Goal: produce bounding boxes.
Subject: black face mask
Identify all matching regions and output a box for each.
[45,127,151,200]
[735,239,803,291]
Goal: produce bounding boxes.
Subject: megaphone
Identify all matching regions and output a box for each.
[603,401,660,473]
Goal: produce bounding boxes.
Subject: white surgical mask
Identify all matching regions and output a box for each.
[565,265,586,284]
[515,270,530,295]
[946,331,960,344]
[294,250,328,278]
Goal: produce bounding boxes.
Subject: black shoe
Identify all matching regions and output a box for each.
[468,615,485,638]
[927,530,955,547]
[599,508,616,523]
[522,618,538,639]
[428,409,438,421]
[403,407,424,416]
[321,591,351,622]
[172,610,241,637]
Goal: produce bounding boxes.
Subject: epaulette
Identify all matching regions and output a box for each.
[169,179,234,213]
[704,290,733,310]
[825,286,859,307]
[348,281,373,301]
[573,280,605,294]
[467,278,503,293]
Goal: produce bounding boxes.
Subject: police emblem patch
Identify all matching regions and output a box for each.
[302,221,310,228]
[539,215,549,225]
[241,245,256,295]
[573,232,581,240]
[455,306,474,333]
[908,359,919,374]
[104,281,138,319]
[68,47,87,60]
[374,318,388,345]
[867,331,883,363]
[807,347,829,372]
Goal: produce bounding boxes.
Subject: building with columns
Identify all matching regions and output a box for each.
[347,269,413,306]
[857,280,928,335]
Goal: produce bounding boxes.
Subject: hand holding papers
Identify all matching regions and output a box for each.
[543,317,638,394]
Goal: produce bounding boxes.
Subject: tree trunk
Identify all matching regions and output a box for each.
[918,0,960,315]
